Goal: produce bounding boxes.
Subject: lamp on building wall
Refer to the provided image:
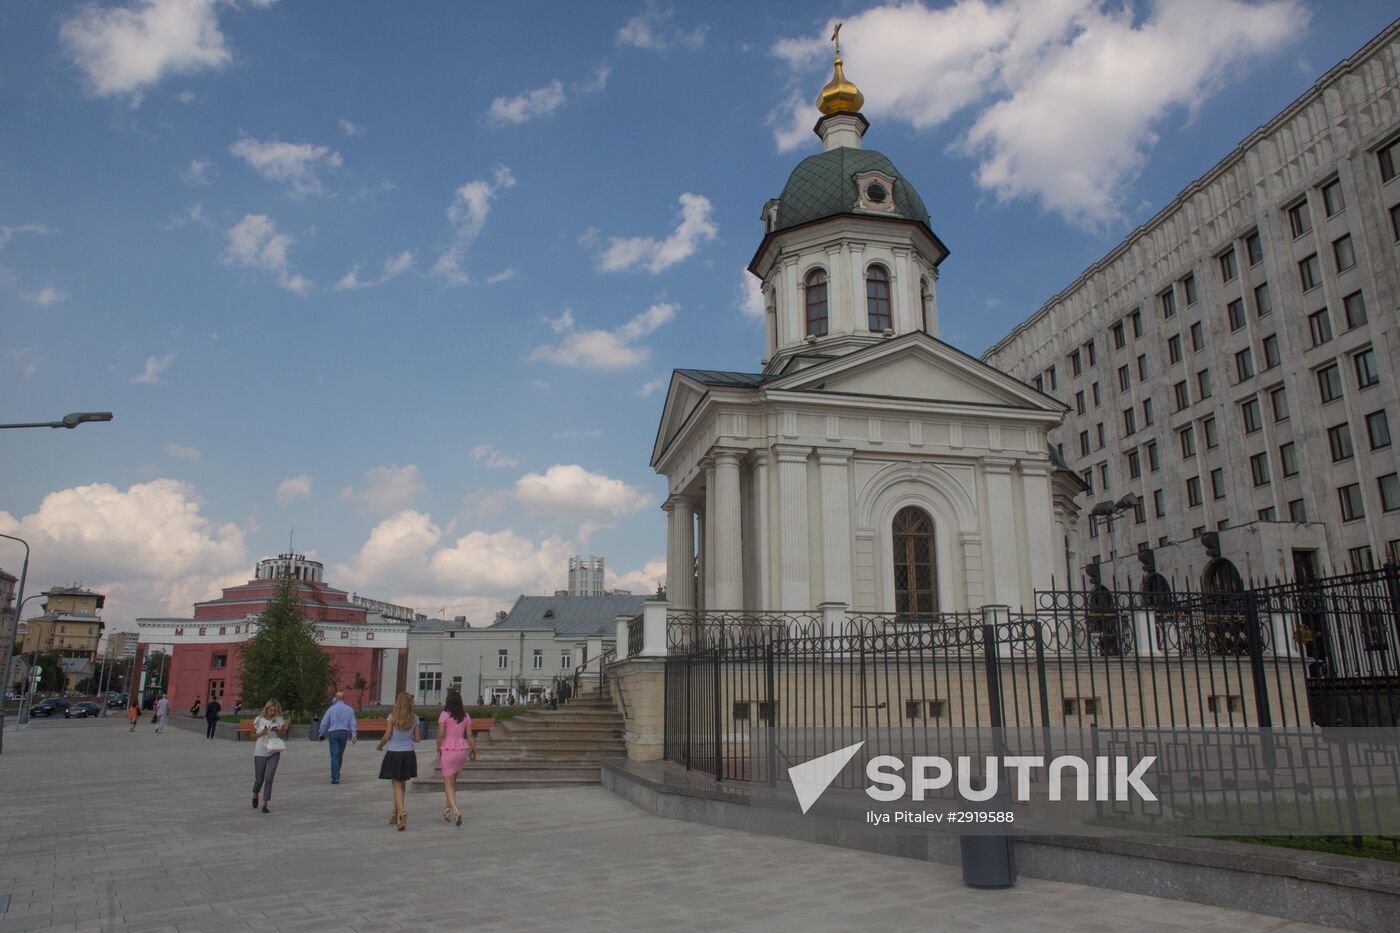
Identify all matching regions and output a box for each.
[1088,494,1141,569]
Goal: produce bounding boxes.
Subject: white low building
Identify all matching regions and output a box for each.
[652,47,1084,616]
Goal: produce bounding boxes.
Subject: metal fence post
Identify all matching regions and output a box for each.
[1243,590,1273,730]
[1384,562,1400,646]
[765,640,776,786]
[712,649,723,782]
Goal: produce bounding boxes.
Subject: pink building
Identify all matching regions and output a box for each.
[135,552,411,709]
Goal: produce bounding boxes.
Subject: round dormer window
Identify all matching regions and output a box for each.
[865,182,888,204]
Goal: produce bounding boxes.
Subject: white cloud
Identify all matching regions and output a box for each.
[59,0,234,104]
[130,353,174,384]
[338,117,364,137]
[432,165,516,286]
[335,250,414,291]
[545,308,574,334]
[529,302,677,371]
[179,156,215,186]
[487,79,567,125]
[552,428,602,441]
[0,223,50,249]
[276,474,313,505]
[9,346,44,378]
[339,464,425,516]
[0,478,248,629]
[470,445,519,470]
[739,269,764,319]
[771,0,1305,227]
[230,136,343,197]
[486,266,517,285]
[164,441,201,462]
[221,213,311,294]
[616,3,707,51]
[514,464,652,519]
[597,193,716,273]
[607,557,666,596]
[576,62,612,94]
[22,284,66,307]
[637,376,667,398]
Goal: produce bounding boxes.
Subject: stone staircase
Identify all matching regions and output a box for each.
[413,691,625,791]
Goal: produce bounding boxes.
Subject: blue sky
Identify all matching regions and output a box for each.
[2,0,1396,629]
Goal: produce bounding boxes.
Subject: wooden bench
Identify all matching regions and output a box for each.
[235,719,255,740]
[469,717,494,736]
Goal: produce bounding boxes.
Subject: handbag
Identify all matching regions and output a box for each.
[265,719,287,752]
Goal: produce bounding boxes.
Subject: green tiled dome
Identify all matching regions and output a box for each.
[774,147,930,232]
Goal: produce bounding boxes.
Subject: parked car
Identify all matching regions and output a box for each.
[65,701,101,719]
[32,698,70,717]
[105,693,128,709]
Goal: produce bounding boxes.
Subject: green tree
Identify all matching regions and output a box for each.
[237,577,337,716]
[34,650,66,692]
[350,672,370,707]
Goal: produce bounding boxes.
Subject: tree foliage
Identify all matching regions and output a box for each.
[237,577,337,716]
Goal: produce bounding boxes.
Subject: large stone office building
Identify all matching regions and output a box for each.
[984,20,1400,586]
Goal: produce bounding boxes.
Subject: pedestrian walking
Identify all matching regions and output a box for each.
[317,690,359,783]
[154,694,170,733]
[436,689,474,826]
[127,700,140,732]
[557,678,572,706]
[233,696,242,716]
[376,692,419,831]
[252,700,289,814]
[204,697,222,738]
[189,697,200,718]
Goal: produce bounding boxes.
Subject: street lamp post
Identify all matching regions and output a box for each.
[0,412,113,430]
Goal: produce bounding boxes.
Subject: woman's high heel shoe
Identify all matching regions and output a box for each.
[389,808,399,827]
[441,806,452,824]
[396,810,407,831]
[452,807,462,827]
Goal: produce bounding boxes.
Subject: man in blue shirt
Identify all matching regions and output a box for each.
[317,691,358,783]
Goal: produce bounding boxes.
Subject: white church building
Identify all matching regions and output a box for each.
[651,43,1087,616]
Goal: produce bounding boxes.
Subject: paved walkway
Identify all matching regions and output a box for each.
[0,717,1332,932]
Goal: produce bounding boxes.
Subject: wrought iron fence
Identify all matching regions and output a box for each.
[626,615,643,658]
[662,567,1400,836]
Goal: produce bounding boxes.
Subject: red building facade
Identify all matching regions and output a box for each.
[135,553,410,709]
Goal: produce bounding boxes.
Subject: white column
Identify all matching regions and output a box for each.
[702,458,716,611]
[782,257,801,349]
[825,243,845,334]
[982,457,1021,606]
[960,532,985,610]
[775,445,812,610]
[818,447,854,605]
[664,494,697,610]
[713,449,745,609]
[1020,463,1057,595]
[751,452,772,610]
[892,246,916,334]
[849,244,866,332]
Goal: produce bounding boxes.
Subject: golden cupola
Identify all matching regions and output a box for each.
[816,23,864,115]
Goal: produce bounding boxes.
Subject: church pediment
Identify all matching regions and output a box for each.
[651,369,762,467]
[765,333,1063,412]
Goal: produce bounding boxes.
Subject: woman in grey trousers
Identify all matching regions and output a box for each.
[252,700,289,814]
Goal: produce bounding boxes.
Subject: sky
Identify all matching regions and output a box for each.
[2,0,1397,632]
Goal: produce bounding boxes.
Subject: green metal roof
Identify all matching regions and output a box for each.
[774,147,930,232]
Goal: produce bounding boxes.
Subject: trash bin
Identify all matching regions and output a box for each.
[960,834,1016,888]
[309,716,320,742]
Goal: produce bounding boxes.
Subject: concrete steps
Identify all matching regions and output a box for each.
[413,694,624,791]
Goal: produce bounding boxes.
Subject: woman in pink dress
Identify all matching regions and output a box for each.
[436,689,474,825]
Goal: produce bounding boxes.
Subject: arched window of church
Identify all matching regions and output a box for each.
[892,506,937,616]
[867,265,892,332]
[805,269,829,337]
[920,279,931,333]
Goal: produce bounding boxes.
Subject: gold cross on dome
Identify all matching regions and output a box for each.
[831,22,842,57]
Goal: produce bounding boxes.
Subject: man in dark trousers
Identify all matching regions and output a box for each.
[557,679,572,706]
[203,697,222,738]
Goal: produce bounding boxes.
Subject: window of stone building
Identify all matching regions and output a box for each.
[1270,386,1288,422]
[1322,178,1345,217]
[1092,382,1101,406]
[1096,422,1105,448]
[1118,364,1130,391]
[1280,442,1299,477]
[1153,489,1165,518]
[1187,476,1202,507]
[1166,334,1181,364]
[1147,441,1160,472]
[1379,137,1399,183]
[561,652,571,669]
[1190,321,1204,352]
[1076,390,1085,415]
[1259,506,1277,521]
[1241,398,1262,434]
[866,265,892,331]
[1289,498,1307,522]
[1079,430,1090,457]
[1211,468,1227,500]
[1207,694,1243,715]
[1070,348,1082,376]
[1197,369,1212,400]
[1250,452,1271,487]
[1180,424,1196,459]
[920,279,933,333]
[1099,461,1110,490]
[532,649,543,669]
[1339,292,1367,332]
[1367,410,1391,450]
[1083,469,1094,495]
[1227,298,1246,332]
[496,649,508,669]
[1127,449,1141,479]
[1338,483,1365,522]
[1308,308,1332,346]
[1262,334,1281,370]
[1245,229,1264,265]
[1111,320,1126,349]
[1142,398,1154,426]
[1254,282,1273,317]
[1219,247,1238,282]
[1160,287,1177,319]
[1130,309,1143,338]
[1235,347,1254,382]
[1354,348,1380,389]
[1317,362,1343,403]
[1288,200,1312,238]
[1173,380,1190,411]
[1183,273,1199,306]
[1138,353,1148,380]
[1349,546,1376,572]
[1299,254,1322,291]
[1333,234,1356,273]
[1381,474,1400,513]
[892,506,937,616]
[212,654,227,669]
[1328,423,1354,462]
[1390,203,1400,242]
[805,269,829,337]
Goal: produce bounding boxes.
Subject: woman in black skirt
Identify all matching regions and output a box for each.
[376,692,420,830]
